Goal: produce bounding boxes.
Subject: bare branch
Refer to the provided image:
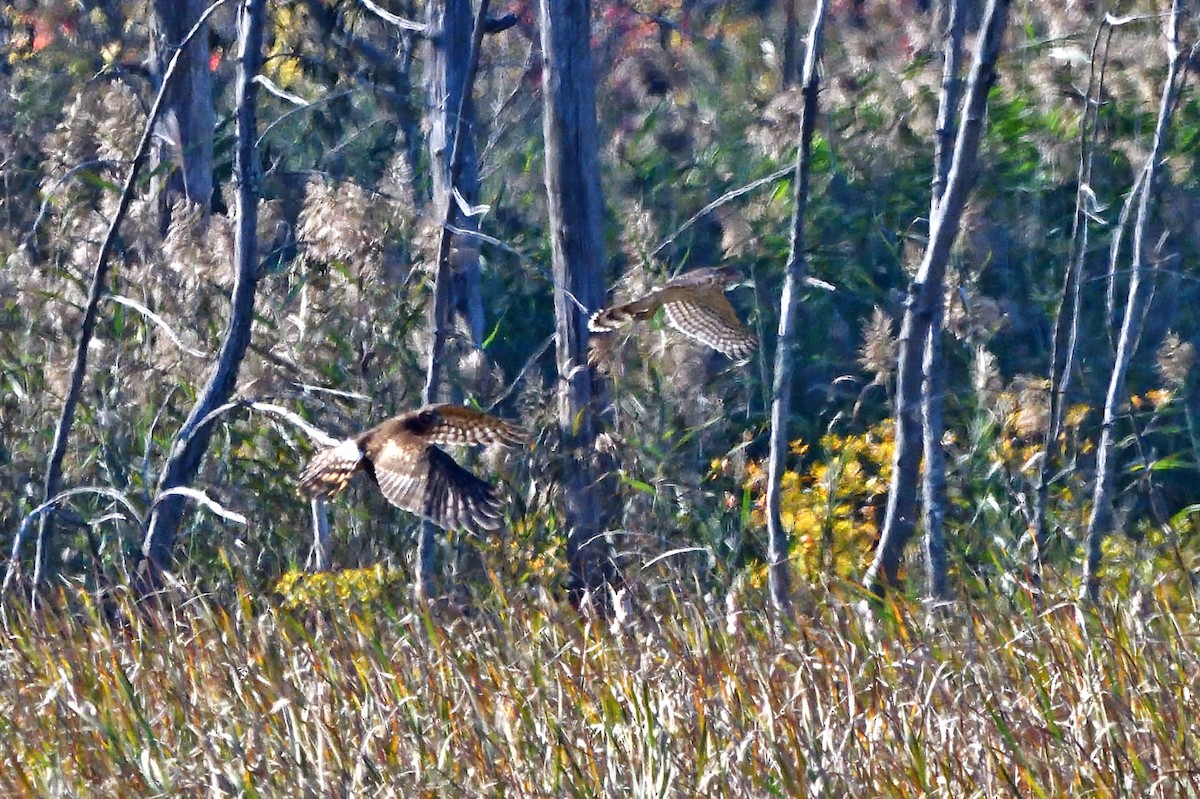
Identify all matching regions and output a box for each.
[1032,16,1116,587]
[865,0,1013,598]
[107,294,209,358]
[359,0,425,32]
[139,0,266,585]
[651,165,795,263]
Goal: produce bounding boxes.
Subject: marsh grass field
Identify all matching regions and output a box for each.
[2,577,1198,797]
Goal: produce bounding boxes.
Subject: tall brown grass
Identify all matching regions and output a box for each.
[2,580,1198,796]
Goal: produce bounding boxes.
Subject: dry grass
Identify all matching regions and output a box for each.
[2,581,1199,797]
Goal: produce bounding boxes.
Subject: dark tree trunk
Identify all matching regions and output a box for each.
[781,0,801,87]
[920,0,966,603]
[864,0,1012,597]
[150,0,215,207]
[417,0,491,601]
[138,0,265,586]
[539,0,619,613]
[1083,0,1186,602]
[424,0,485,352]
[765,0,828,617]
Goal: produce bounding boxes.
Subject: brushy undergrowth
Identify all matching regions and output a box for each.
[2,580,1198,797]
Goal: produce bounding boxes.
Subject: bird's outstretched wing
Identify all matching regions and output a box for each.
[297,439,364,500]
[588,290,669,333]
[297,405,520,534]
[589,267,757,359]
[400,404,525,448]
[663,291,758,360]
[369,437,503,533]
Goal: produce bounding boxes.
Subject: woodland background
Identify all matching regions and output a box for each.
[2,0,1200,794]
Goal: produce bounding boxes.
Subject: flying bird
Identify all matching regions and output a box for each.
[297,404,524,534]
[588,266,758,359]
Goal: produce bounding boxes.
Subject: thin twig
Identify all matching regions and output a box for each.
[107,294,209,358]
[650,165,795,263]
[486,333,554,412]
[255,88,357,148]
[20,159,118,253]
[359,0,425,33]
[1032,16,1116,584]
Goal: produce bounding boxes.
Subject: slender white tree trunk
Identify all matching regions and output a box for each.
[865,0,1012,597]
[139,0,265,587]
[765,0,829,616]
[1083,0,1187,602]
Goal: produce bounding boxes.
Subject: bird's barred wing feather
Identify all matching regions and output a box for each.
[297,439,363,499]
[371,439,503,534]
[588,290,668,332]
[663,291,758,359]
[404,404,525,447]
[368,437,429,518]
[590,276,756,360]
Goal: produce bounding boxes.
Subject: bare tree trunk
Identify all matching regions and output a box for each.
[781,0,800,86]
[864,0,1011,597]
[138,0,265,587]
[1083,0,1187,602]
[765,0,828,617]
[920,0,966,603]
[1031,20,1114,587]
[150,0,215,207]
[424,0,486,353]
[416,0,491,602]
[539,0,619,613]
[31,1,229,592]
[308,499,331,572]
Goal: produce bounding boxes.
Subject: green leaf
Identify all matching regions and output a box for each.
[619,473,655,495]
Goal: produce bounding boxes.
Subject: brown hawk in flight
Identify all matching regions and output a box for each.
[588,266,758,359]
[297,404,524,534]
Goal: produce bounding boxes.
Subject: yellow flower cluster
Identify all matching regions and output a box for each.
[744,423,894,579]
[273,563,406,612]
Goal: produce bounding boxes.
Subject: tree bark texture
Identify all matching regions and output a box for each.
[32,0,230,591]
[139,0,264,584]
[417,0,491,602]
[424,0,486,359]
[150,0,216,207]
[1083,0,1186,602]
[765,0,828,617]
[864,0,1011,597]
[539,0,619,612]
[920,0,966,603]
